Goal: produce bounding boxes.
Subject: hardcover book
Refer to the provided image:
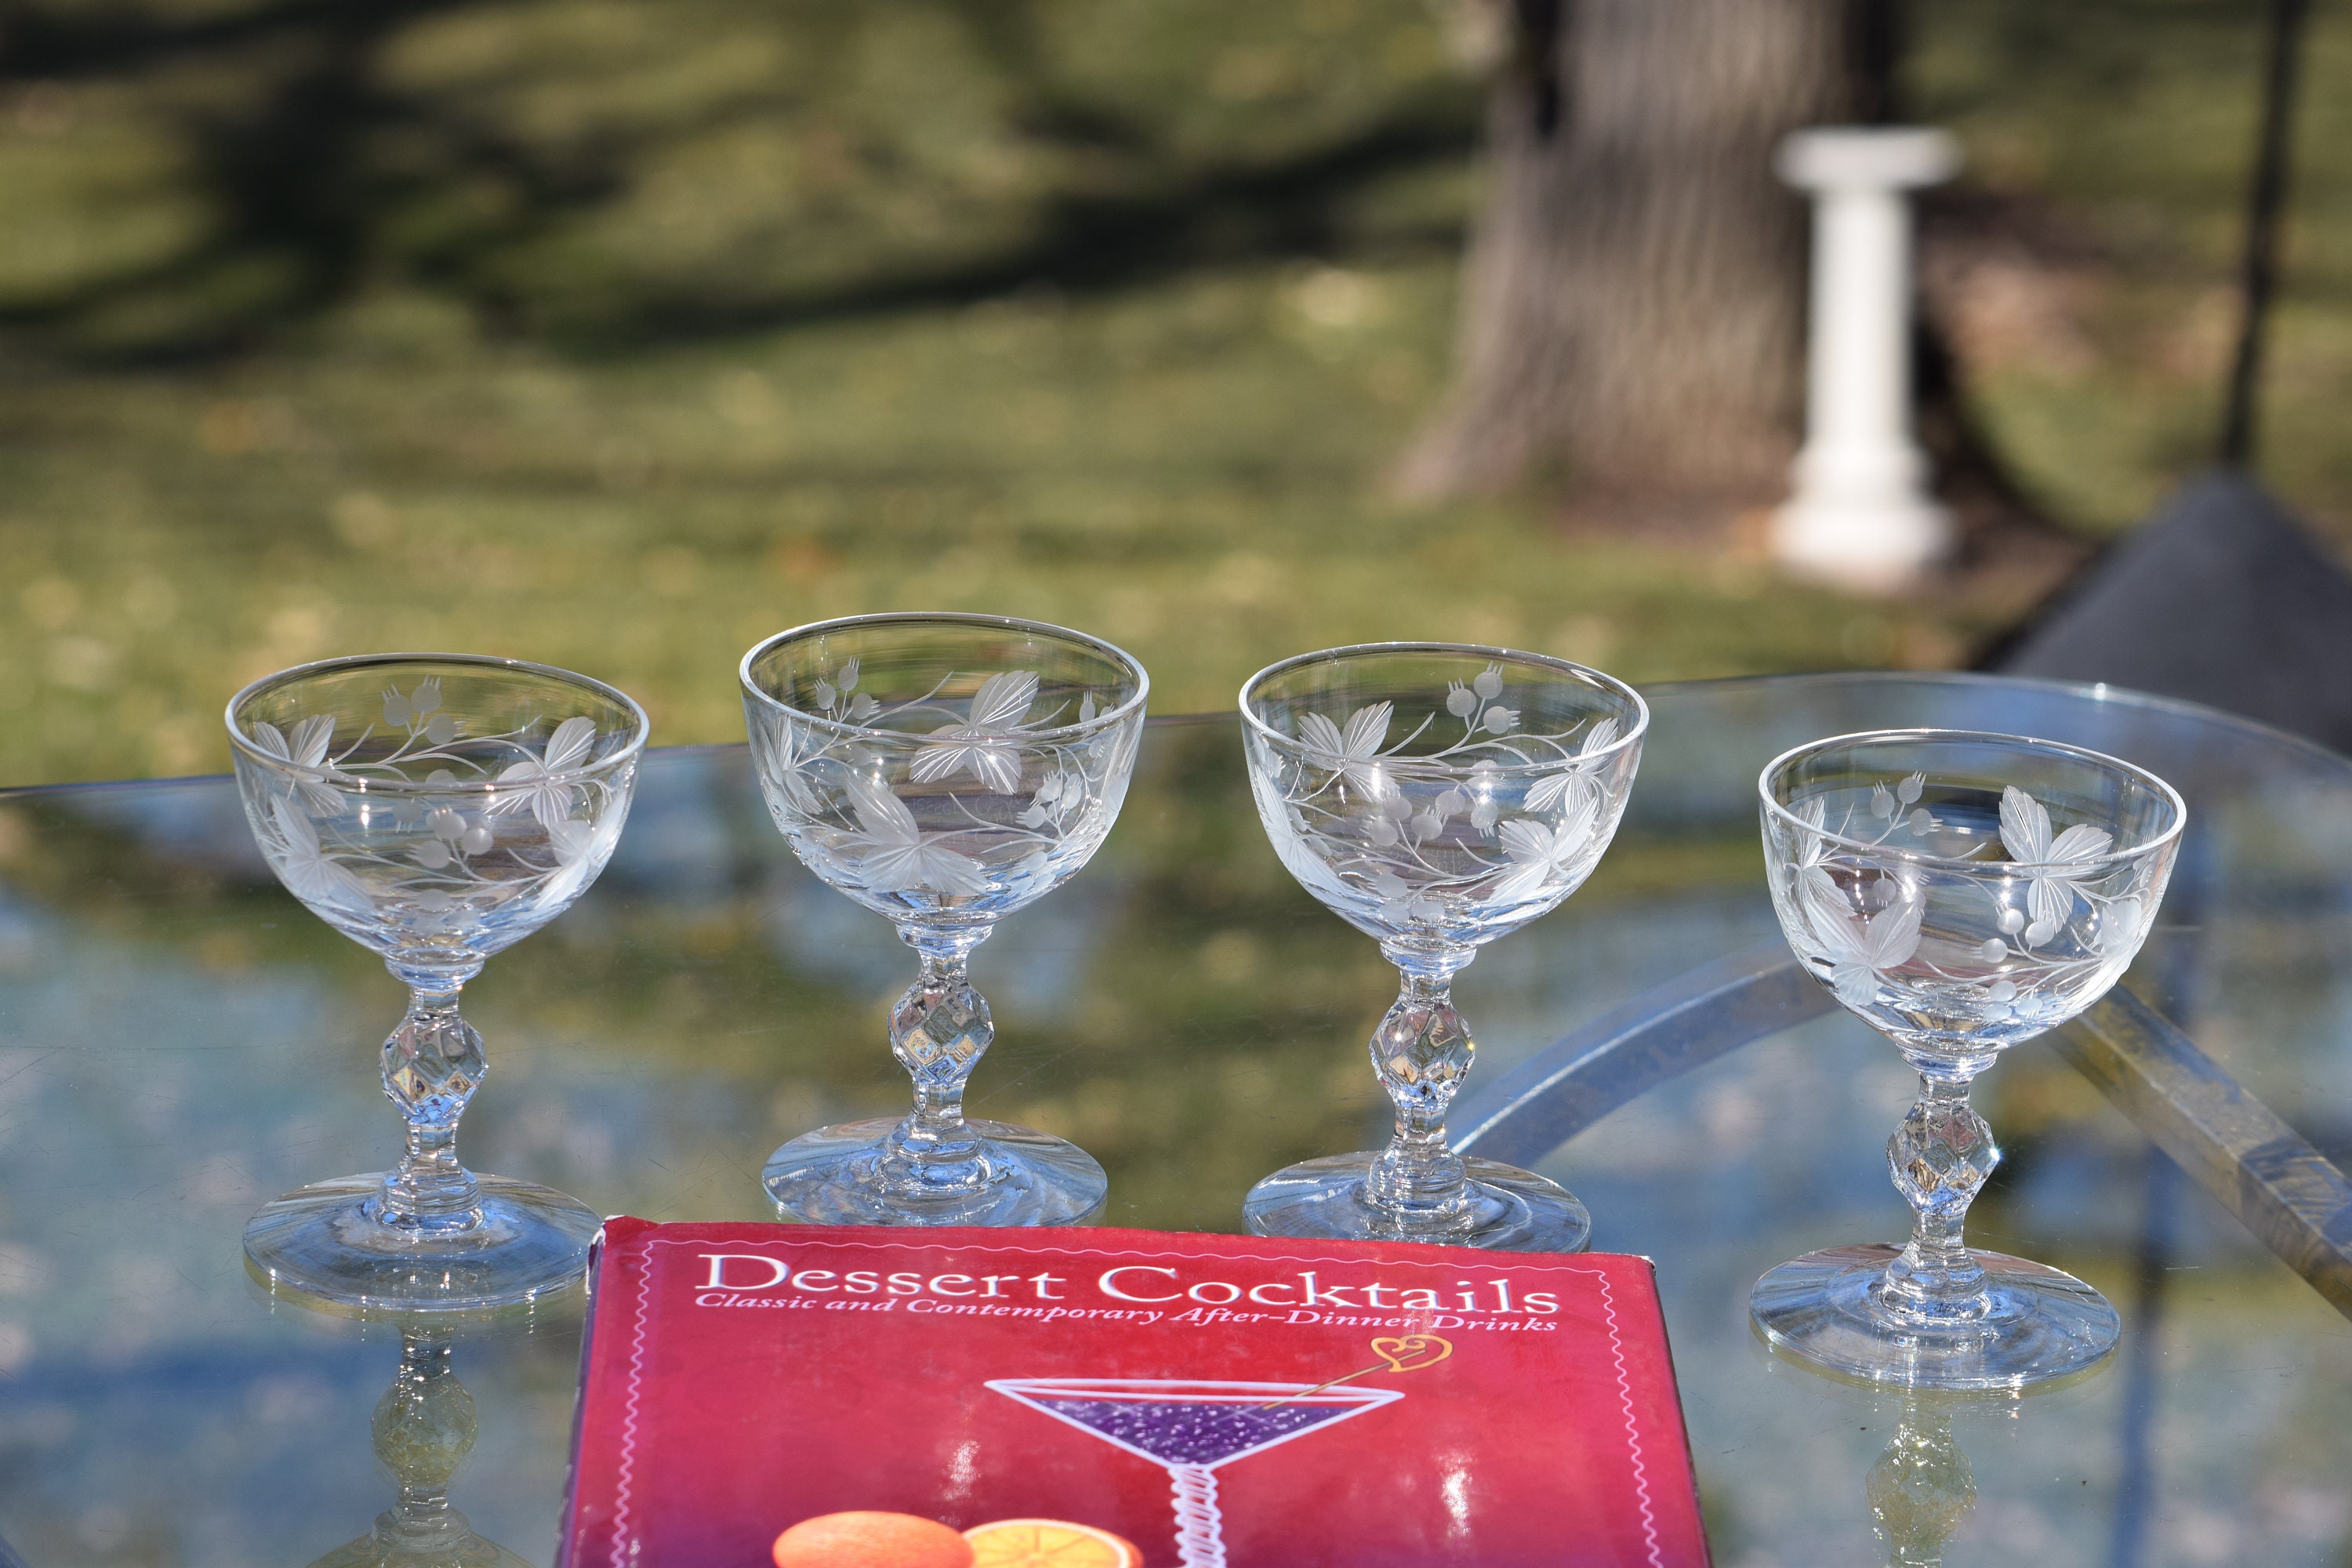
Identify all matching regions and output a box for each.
[558,1219,1710,1568]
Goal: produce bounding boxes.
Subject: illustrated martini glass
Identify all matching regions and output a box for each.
[987,1377,1403,1568]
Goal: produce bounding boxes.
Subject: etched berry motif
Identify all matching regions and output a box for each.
[237,691,630,956]
[1249,677,1635,947]
[1768,775,2169,1053]
[751,665,1133,916]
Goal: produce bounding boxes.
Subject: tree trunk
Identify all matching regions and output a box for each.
[1399,0,1889,503]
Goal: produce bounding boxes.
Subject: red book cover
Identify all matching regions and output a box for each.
[558,1220,1711,1568]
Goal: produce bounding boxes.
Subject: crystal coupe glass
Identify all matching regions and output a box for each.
[229,654,647,1311]
[1752,730,2183,1389]
[741,612,1148,1225]
[1240,644,1646,1250]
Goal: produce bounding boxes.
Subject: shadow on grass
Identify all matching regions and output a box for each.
[2,0,1475,361]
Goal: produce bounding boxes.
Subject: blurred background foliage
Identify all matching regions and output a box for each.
[0,0,2346,786]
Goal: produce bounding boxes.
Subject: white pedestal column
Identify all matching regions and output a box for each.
[1771,127,1962,593]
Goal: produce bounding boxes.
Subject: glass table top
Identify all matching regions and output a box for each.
[0,672,2347,1566]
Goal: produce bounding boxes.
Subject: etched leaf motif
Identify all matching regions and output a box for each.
[1523,715,1621,814]
[1297,712,1347,753]
[843,776,989,895]
[753,715,823,815]
[490,715,598,829]
[1998,785,2114,927]
[1806,875,1924,1009]
[967,670,1040,729]
[1297,701,1392,794]
[249,713,347,815]
[535,817,601,907]
[2097,896,2145,959]
[1340,702,1390,757]
[267,797,369,912]
[1490,791,1602,902]
[909,670,1039,792]
[543,715,597,771]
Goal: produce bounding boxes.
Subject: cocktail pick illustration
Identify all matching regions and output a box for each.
[1259,1333,1452,1406]
[989,1339,1448,1568]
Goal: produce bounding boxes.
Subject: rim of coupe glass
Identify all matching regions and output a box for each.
[1237,641,1650,775]
[224,651,651,792]
[1757,727,2188,871]
[739,611,1151,741]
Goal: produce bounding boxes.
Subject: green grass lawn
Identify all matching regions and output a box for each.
[1,0,2346,787]
[2,258,1951,784]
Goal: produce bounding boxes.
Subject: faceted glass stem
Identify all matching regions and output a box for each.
[875,923,997,1194]
[371,961,488,1235]
[1362,950,1477,1224]
[1875,1067,2001,1326]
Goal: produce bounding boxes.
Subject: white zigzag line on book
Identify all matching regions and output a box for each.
[1596,1268,1665,1568]
[601,1235,1646,1556]
[608,1254,659,1568]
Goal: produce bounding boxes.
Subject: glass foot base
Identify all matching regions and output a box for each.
[762,1117,1107,1226]
[243,1173,600,1314]
[1750,1243,2120,1392]
[1241,1152,1592,1252]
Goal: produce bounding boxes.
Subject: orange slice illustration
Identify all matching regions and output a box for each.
[773,1512,975,1568]
[964,1518,1142,1568]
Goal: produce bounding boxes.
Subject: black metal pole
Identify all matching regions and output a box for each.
[2219,0,2314,470]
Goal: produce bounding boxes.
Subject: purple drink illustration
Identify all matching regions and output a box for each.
[986,1378,1403,1567]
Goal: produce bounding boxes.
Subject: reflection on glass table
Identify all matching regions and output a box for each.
[0,674,2348,1565]
[303,1318,533,1568]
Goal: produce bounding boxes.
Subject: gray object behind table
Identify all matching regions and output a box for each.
[1994,470,2352,755]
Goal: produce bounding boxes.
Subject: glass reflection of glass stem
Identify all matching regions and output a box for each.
[1866,1398,1977,1568]
[374,962,490,1233]
[307,1327,530,1568]
[1362,956,1477,1220]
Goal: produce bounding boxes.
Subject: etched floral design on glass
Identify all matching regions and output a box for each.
[1239,644,1646,1251]
[741,612,1148,1226]
[229,654,647,1312]
[1751,729,2183,1391]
